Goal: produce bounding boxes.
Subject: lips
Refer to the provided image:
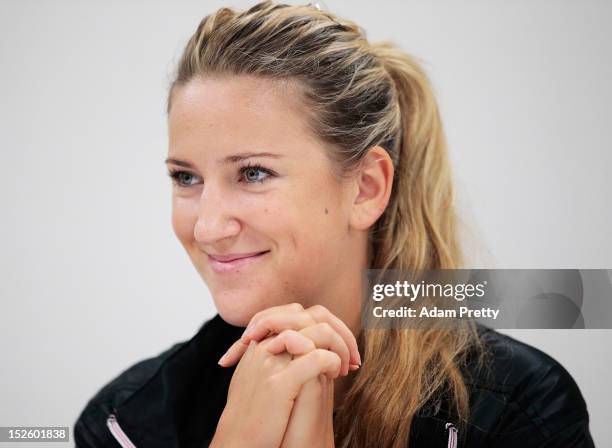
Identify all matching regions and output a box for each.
[208,251,269,262]
[207,250,270,274]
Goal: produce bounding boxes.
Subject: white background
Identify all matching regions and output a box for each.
[1,0,610,446]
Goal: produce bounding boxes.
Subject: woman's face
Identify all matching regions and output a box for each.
[167,75,365,327]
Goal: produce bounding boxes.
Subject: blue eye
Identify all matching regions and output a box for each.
[167,163,276,188]
[167,170,200,188]
[239,163,275,184]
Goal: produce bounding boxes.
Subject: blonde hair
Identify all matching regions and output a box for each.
[167,2,484,446]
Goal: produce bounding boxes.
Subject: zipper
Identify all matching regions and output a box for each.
[107,413,138,448]
[445,422,458,448]
[106,410,456,448]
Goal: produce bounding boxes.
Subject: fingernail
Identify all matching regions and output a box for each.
[349,363,360,371]
[218,352,229,366]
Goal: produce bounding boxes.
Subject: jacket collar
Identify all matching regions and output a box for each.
[110,315,244,447]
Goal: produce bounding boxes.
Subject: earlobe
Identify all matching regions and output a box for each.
[349,146,394,231]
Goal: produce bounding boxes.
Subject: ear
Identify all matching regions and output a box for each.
[348,146,394,231]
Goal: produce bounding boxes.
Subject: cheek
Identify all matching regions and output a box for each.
[285,198,349,268]
[298,183,348,242]
[171,198,197,245]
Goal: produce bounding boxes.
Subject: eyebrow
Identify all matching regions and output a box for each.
[164,152,282,168]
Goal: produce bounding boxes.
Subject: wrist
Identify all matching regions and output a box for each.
[210,410,241,448]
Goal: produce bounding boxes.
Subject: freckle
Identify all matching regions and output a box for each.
[325,208,328,214]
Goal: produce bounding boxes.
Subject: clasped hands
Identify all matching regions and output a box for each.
[211,303,361,448]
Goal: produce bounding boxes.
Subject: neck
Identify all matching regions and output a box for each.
[319,235,369,410]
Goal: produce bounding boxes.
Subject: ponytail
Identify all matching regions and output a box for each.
[333,42,482,448]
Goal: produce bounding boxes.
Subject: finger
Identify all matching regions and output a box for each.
[306,304,361,367]
[226,340,258,396]
[326,377,335,442]
[224,302,362,369]
[218,337,249,367]
[276,349,342,390]
[240,304,361,368]
[327,376,334,413]
[218,305,305,367]
[219,328,284,367]
[265,329,317,357]
[268,323,351,376]
[240,310,316,345]
[243,302,304,335]
[301,323,351,376]
[279,373,326,448]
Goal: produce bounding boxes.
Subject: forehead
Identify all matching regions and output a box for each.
[168,75,317,155]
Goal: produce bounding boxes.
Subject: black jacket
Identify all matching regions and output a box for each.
[74,314,595,447]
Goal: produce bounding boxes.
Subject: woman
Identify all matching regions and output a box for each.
[74,1,594,447]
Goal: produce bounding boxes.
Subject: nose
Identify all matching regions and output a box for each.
[193,182,241,246]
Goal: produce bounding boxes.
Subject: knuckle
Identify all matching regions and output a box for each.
[245,320,259,335]
[313,348,327,363]
[278,329,296,343]
[251,310,264,322]
[311,304,328,314]
[257,315,272,329]
[276,329,290,338]
[289,302,304,311]
[262,354,277,370]
[318,321,334,336]
[257,338,272,351]
[302,310,317,326]
[309,304,330,318]
[300,337,316,352]
[333,351,342,364]
[259,337,275,349]
[263,374,281,391]
[283,328,299,337]
[327,353,341,371]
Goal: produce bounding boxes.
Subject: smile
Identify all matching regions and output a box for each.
[208,251,270,274]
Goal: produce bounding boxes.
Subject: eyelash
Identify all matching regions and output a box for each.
[166,162,275,188]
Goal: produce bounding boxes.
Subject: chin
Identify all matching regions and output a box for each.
[211,291,274,328]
